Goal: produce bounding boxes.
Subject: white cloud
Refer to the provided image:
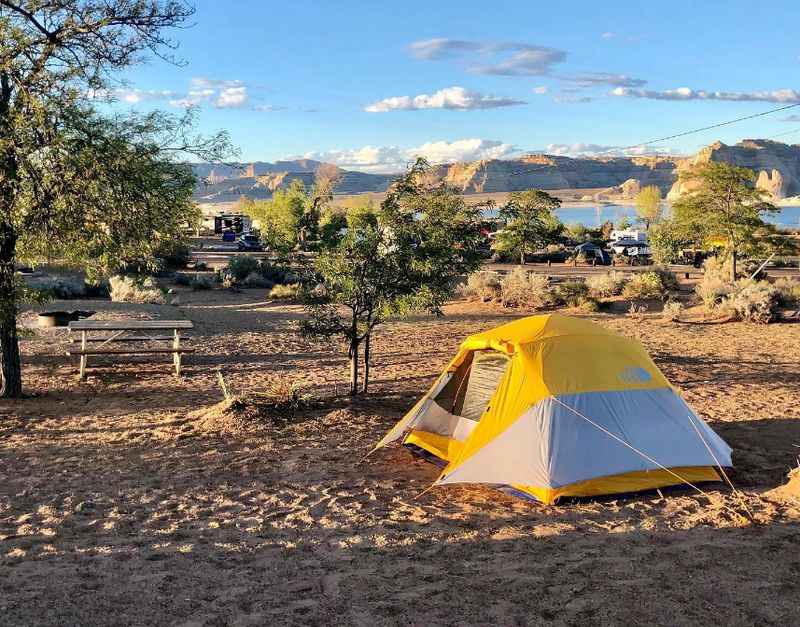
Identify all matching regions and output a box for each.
[565,72,647,88]
[365,86,526,112]
[89,88,179,103]
[294,138,517,173]
[601,32,615,39]
[545,142,678,157]
[533,86,549,95]
[215,86,248,108]
[612,86,800,103]
[253,104,288,112]
[409,38,567,76]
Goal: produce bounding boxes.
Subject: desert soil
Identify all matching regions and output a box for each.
[2,287,800,626]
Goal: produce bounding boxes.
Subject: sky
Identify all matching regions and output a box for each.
[110,0,800,172]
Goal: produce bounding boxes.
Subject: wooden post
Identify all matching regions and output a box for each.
[173,329,182,376]
[79,330,87,381]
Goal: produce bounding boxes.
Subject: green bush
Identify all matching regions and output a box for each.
[173,272,192,286]
[695,257,734,310]
[586,271,628,297]
[555,281,590,307]
[269,283,302,300]
[623,272,668,300]
[155,240,191,268]
[243,272,274,289]
[461,271,502,302]
[774,277,800,307]
[228,255,261,281]
[500,267,553,309]
[720,279,781,323]
[109,275,165,304]
[190,275,214,290]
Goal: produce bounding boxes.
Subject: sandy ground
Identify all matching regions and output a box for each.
[2,286,800,626]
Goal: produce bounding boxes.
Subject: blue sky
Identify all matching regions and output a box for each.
[113,0,800,171]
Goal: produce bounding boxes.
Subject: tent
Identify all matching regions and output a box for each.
[373,314,732,504]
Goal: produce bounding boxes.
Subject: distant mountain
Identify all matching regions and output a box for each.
[192,140,800,204]
[191,159,394,203]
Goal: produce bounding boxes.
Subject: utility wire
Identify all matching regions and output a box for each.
[495,101,800,180]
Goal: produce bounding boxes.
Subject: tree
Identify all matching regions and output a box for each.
[243,167,339,252]
[671,162,777,281]
[616,215,633,230]
[494,189,562,264]
[634,185,663,229]
[0,1,232,397]
[300,160,484,395]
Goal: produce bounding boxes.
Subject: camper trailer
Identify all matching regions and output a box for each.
[213,213,252,235]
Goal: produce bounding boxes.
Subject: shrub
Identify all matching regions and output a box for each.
[586,271,628,297]
[500,268,553,309]
[227,255,261,281]
[27,275,87,299]
[154,240,191,268]
[695,256,734,310]
[269,283,302,300]
[190,275,214,290]
[650,265,679,292]
[622,272,667,300]
[461,271,502,302]
[554,281,590,307]
[721,279,781,323]
[774,277,800,307]
[662,300,683,321]
[259,260,294,285]
[578,296,601,313]
[173,272,192,286]
[243,272,274,289]
[109,275,166,304]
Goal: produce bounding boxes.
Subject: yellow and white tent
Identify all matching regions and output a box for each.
[374,314,732,504]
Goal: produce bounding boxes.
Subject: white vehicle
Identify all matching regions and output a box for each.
[610,228,648,243]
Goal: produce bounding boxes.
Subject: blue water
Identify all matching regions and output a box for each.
[548,204,800,228]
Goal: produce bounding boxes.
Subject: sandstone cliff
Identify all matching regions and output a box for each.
[667,139,800,200]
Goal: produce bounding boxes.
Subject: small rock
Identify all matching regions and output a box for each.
[74,501,94,514]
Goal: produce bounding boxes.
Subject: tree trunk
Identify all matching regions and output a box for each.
[520,249,525,265]
[0,72,22,398]
[0,222,21,398]
[348,339,359,396]
[362,332,370,394]
[731,249,737,282]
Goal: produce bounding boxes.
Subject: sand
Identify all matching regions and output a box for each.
[2,287,800,626]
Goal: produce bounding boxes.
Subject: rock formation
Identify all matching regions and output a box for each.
[193,140,800,204]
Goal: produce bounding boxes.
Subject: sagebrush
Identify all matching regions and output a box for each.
[109,275,165,304]
[500,267,553,309]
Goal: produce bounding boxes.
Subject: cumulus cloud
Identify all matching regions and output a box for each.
[364,86,526,112]
[215,86,248,108]
[612,86,800,103]
[295,138,517,173]
[409,38,567,76]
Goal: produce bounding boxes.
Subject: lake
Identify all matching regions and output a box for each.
[548,204,800,228]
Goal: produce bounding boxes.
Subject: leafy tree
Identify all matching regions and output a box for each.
[493,189,562,264]
[616,215,633,230]
[244,167,339,252]
[648,220,686,265]
[600,220,614,240]
[300,160,484,395]
[634,185,663,229]
[566,223,588,242]
[671,162,777,281]
[0,1,232,397]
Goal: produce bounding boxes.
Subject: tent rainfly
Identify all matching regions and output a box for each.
[373,314,732,504]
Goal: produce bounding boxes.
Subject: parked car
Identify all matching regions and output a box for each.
[237,233,264,252]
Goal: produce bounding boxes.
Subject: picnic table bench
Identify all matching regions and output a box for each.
[67,319,194,381]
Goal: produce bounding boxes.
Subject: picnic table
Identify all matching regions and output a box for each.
[66,319,194,381]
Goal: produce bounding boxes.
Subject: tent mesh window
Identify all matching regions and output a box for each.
[433,350,509,421]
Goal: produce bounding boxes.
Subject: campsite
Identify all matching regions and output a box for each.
[3,282,800,624]
[3,1,800,625]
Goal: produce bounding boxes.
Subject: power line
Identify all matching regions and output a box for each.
[499,101,800,179]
